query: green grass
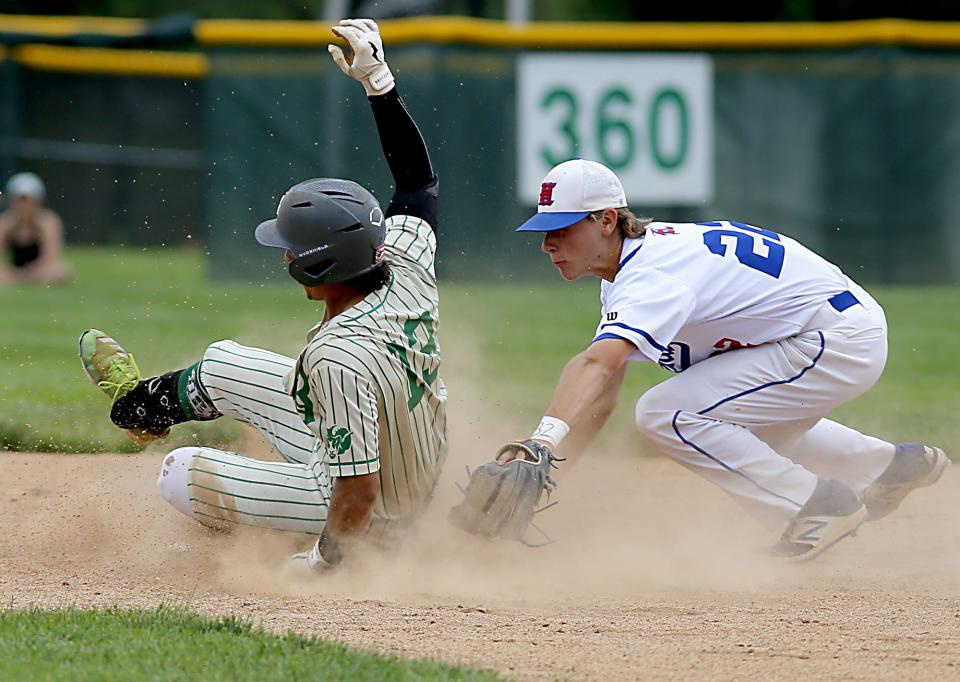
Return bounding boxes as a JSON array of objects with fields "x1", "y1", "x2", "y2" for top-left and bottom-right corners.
[
  {"x1": 0, "y1": 607, "x2": 499, "y2": 681},
  {"x1": 0, "y1": 247, "x2": 320, "y2": 452},
  {"x1": 2, "y1": 247, "x2": 958, "y2": 452}
]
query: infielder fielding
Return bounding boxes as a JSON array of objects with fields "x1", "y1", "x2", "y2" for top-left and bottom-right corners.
[
  {"x1": 453, "y1": 158, "x2": 948, "y2": 561},
  {"x1": 79, "y1": 19, "x2": 446, "y2": 568}
]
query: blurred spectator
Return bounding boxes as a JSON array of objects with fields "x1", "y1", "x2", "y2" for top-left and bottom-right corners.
[{"x1": 0, "y1": 172, "x2": 71, "y2": 285}]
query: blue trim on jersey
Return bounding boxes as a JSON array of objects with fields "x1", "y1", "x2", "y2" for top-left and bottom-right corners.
[
  {"x1": 668, "y1": 330, "x2": 828, "y2": 512},
  {"x1": 671, "y1": 411, "x2": 805, "y2": 510},
  {"x1": 828, "y1": 290, "x2": 859, "y2": 312},
  {"x1": 592, "y1": 332, "x2": 637, "y2": 346},
  {"x1": 617, "y1": 242, "x2": 644, "y2": 272},
  {"x1": 698, "y1": 331, "x2": 826, "y2": 416},
  {"x1": 599, "y1": 322, "x2": 666, "y2": 352}
]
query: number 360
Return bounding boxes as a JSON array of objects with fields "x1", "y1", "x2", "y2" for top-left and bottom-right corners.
[{"x1": 539, "y1": 86, "x2": 690, "y2": 171}]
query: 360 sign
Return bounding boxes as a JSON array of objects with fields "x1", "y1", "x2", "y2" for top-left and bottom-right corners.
[
  {"x1": 538, "y1": 86, "x2": 690, "y2": 171},
  {"x1": 518, "y1": 54, "x2": 713, "y2": 205}
]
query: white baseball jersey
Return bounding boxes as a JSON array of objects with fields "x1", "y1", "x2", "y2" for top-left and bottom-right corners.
[
  {"x1": 284, "y1": 214, "x2": 448, "y2": 535},
  {"x1": 593, "y1": 220, "x2": 853, "y2": 372},
  {"x1": 587, "y1": 218, "x2": 899, "y2": 532}
]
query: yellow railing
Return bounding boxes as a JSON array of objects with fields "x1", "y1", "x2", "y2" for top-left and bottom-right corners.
[
  {"x1": 2, "y1": 15, "x2": 960, "y2": 78},
  {"x1": 3, "y1": 14, "x2": 960, "y2": 48},
  {"x1": 196, "y1": 16, "x2": 960, "y2": 49},
  {"x1": 0, "y1": 14, "x2": 144, "y2": 36},
  {"x1": 12, "y1": 44, "x2": 207, "y2": 78}
]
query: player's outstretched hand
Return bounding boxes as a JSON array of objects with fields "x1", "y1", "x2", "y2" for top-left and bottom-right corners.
[{"x1": 328, "y1": 18, "x2": 395, "y2": 96}]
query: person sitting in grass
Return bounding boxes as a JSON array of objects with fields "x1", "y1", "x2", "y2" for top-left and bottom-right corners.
[{"x1": 0, "y1": 172, "x2": 71, "y2": 285}]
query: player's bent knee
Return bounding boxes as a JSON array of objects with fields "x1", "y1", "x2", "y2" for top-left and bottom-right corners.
[
  {"x1": 634, "y1": 388, "x2": 680, "y2": 443},
  {"x1": 157, "y1": 447, "x2": 197, "y2": 519},
  {"x1": 203, "y1": 339, "x2": 237, "y2": 362}
]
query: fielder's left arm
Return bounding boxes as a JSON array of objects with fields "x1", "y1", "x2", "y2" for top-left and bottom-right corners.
[
  {"x1": 548, "y1": 357, "x2": 629, "y2": 467},
  {"x1": 516, "y1": 337, "x2": 634, "y2": 457},
  {"x1": 448, "y1": 337, "x2": 634, "y2": 542}
]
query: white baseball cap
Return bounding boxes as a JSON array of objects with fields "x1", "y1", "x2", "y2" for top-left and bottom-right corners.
[
  {"x1": 5, "y1": 172, "x2": 45, "y2": 201},
  {"x1": 516, "y1": 159, "x2": 627, "y2": 232}
]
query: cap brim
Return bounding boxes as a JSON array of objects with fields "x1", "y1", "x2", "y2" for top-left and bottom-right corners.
[
  {"x1": 255, "y1": 218, "x2": 290, "y2": 250},
  {"x1": 515, "y1": 211, "x2": 590, "y2": 232}
]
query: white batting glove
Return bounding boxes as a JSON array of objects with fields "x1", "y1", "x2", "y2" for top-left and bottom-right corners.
[
  {"x1": 328, "y1": 18, "x2": 395, "y2": 97},
  {"x1": 289, "y1": 538, "x2": 333, "y2": 572}
]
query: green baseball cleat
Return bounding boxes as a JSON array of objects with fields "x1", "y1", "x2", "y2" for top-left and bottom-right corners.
[{"x1": 78, "y1": 329, "x2": 168, "y2": 444}]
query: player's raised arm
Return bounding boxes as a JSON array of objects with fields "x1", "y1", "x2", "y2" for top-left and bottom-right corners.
[{"x1": 328, "y1": 19, "x2": 438, "y2": 233}]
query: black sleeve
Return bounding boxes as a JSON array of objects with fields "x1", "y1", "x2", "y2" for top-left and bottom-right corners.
[{"x1": 368, "y1": 88, "x2": 438, "y2": 233}]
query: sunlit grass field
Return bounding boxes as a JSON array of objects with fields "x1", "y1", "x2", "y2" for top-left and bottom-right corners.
[
  {"x1": 0, "y1": 607, "x2": 499, "y2": 681},
  {"x1": 2, "y1": 247, "x2": 958, "y2": 453}
]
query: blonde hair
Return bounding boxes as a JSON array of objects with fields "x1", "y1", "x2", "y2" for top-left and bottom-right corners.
[{"x1": 589, "y1": 207, "x2": 652, "y2": 239}]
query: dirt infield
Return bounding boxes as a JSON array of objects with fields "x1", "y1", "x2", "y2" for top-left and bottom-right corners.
[{"x1": 2, "y1": 440, "x2": 958, "y2": 681}]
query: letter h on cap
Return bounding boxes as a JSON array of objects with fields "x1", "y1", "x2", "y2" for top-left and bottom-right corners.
[{"x1": 538, "y1": 182, "x2": 557, "y2": 207}]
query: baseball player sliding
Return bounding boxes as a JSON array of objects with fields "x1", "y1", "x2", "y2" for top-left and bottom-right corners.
[
  {"x1": 79, "y1": 20, "x2": 447, "y2": 569},
  {"x1": 453, "y1": 158, "x2": 948, "y2": 561}
]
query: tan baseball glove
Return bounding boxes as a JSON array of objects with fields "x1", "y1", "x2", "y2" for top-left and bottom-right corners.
[{"x1": 449, "y1": 439, "x2": 560, "y2": 543}]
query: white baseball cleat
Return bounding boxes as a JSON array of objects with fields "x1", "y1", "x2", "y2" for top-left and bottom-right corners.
[
  {"x1": 862, "y1": 443, "x2": 950, "y2": 521},
  {"x1": 768, "y1": 478, "x2": 867, "y2": 562}
]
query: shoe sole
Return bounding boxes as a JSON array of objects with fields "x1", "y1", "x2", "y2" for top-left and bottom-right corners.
[
  {"x1": 77, "y1": 329, "x2": 101, "y2": 386},
  {"x1": 863, "y1": 447, "x2": 951, "y2": 521},
  {"x1": 78, "y1": 329, "x2": 124, "y2": 395},
  {"x1": 783, "y1": 505, "x2": 869, "y2": 564}
]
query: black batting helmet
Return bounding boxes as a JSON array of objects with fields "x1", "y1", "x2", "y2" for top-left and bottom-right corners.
[{"x1": 255, "y1": 178, "x2": 386, "y2": 287}]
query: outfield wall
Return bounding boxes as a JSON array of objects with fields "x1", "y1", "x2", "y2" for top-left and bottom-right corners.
[{"x1": 2, "y1": 16, "x2": 960, "y2": 282}]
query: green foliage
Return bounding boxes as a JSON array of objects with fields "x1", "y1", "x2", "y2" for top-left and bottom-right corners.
[{"x1": 0, "y1": 606, "x2": 500, "y2": 681}]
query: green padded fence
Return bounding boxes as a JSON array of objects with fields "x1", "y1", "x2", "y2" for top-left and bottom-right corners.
[
  {"x1": 3, "y1": 17, "x2": 960, "y2": 283},
  {"x1": 204, "y1": 44, "x2": 960, "y2": 283}
]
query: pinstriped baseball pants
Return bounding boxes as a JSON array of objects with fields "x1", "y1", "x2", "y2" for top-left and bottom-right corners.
[{"x1": 157, "y1": 340, "x2": 331, "y2": 535}]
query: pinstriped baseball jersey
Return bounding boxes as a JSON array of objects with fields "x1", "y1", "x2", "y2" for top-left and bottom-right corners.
[{"x1": 283, "y1": 214, "x2": 447, "y2": 535}]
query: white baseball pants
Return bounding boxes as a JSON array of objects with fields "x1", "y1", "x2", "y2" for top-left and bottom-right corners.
[
  {"x1": 156, "y1": 341, "x2": 331, "y2": 535},
  {"x1": 635, "y1": 284, "x2": 895, "y2": 529}
]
